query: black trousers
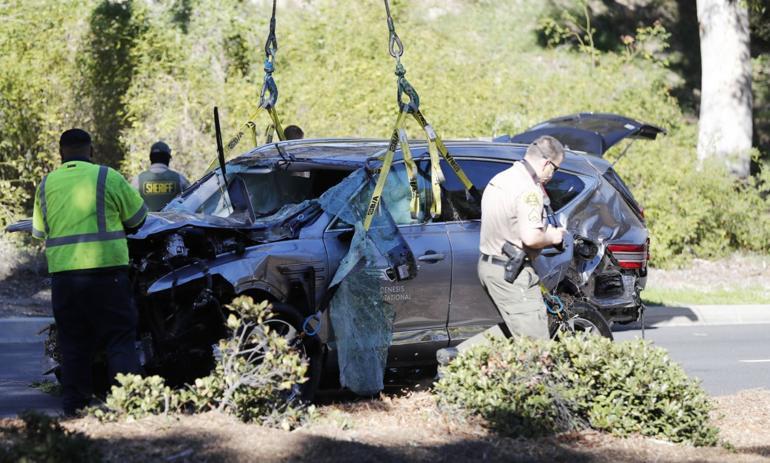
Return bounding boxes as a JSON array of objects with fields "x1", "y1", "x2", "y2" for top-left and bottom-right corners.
[{"x1": 51, "y1": 269, "x2": 140, "y2": 414}]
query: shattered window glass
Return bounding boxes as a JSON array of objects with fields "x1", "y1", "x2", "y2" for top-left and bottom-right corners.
[
  {"x1": 545, "y1": 171, "x2": 586, "y2": 211},
  {"x1": 166, "y1": 165, "x2": 351, "y2": 220}
]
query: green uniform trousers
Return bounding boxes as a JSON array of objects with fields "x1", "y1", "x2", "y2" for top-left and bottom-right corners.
[{"x1": 456, "y1": 256, "x2": 549, "y2": 352}]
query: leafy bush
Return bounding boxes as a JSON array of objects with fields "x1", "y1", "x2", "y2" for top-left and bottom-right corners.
[
  {"x1": 89, "y1": 373, "x2": 180, "y2": 421},
  {"x1": 184, "y1": 296, "x2": 311, "y2": 427},
  {"x1": 0, "y1": 411, "x2": 100, "y2": 463},
  {"x1": 89, "y1": 297, "x2": 311, "y2": 430},
  {"x1": 435, "y1": 334, "x2": 720, "y2": 446}
]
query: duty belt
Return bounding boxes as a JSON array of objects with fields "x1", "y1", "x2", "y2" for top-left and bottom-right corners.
[
  {"x1": 480, "y1": 253, "x2": 508, "y2": 266},
  {"x1": 480, "y1": 253, "x2": 530, "y2": 267}
]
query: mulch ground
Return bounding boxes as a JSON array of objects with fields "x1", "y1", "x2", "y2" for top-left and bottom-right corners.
[{"x1": 1, "y1": 389, "x2": 764, "y2": 462}]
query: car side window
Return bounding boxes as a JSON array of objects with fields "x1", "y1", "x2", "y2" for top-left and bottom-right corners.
[
  {"x1": 329, "y1": 164, "x2": 424, "y2": 229},
  {"x1": 436, "y1": 159, "x2": 508, "y2": 221},
  {"x1": 545, "y1": 171, "x2": 585, "y2": 211}
]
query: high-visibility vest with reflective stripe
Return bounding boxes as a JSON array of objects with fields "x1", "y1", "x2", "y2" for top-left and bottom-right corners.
[
  {"x1": 32, "y1": 161, "x2": 147, "y2": 273},
  {"x1": 137, "y1": 168, "x2": 183, "y2": 212}
]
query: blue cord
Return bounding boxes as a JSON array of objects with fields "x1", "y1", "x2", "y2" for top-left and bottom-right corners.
[
  {"x1": 546, "y1": 294, "x2": 565, "y2": 315},
  {"x1": 302, "y1": 311, "x2": 322, "y2": 336}
]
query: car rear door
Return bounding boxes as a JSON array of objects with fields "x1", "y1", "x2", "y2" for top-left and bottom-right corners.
[{"x1": 435, "y1": 156, "x2": 512, "y2": 345}]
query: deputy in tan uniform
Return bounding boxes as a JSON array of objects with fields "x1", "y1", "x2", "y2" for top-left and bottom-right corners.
[{"x1": 437, "y1": 135, "x2": 567, "y2": 364}]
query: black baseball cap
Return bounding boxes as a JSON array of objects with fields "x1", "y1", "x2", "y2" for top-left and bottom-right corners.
[
  {"x1": 150, "y1": 141, "x2": 171, "y2": 155},
  {"x1": 59, "y1": 129, "x2": 92, "y2": 148}
]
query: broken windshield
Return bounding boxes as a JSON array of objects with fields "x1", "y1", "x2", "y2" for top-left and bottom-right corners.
[{"x1": 164, "y1": 164, "x2": 354, "y2": 221}]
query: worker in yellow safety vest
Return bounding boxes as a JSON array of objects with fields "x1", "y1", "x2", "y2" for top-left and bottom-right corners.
[{"x1": 32, "y1": 128, "x2": 148, "y2": 416}]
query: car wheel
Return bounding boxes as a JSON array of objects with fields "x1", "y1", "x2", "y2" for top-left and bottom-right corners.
[
  {"x1": 263, "y1": 302, "x2": 323, "y2": 403},
  {"x1": 549, "y1": 301, "x2": 613, "y2": 340}
]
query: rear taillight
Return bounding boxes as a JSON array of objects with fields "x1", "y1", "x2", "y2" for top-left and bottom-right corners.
[
  {"x1": 607, "y1": 243, "x2": 647, "y2": 269},
  {"x1": 646, "y1": 237, "x2": 651, "y2": 263}
]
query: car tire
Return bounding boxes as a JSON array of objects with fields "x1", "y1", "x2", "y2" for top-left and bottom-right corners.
[
  {"x1": 264, "y1": 302, "x2": 323, "y2": 403},
  {"x1": 549, "y1": 301, "x2": 614, "y2": 340}
]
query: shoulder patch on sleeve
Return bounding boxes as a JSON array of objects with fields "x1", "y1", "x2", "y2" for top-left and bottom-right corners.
[
  {"x1": 523, "y1": 191, "x2": 541, "y2": 207},
  {"x1": 521, "y1": 190, "x2": 544, "y2": 226}
]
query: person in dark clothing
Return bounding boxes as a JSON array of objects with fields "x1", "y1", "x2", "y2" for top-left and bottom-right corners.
[
  {"x1": 284, "y1": 125, "x2": 304, "y2": 140},
  {"x1": 131, "y1": 141, "x2": 190, "y2": 212},
  {"x1": 32, "y1": 129, "x2": 148, "y2": 415}
]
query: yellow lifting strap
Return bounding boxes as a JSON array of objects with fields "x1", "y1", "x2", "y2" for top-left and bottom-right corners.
[
  {"x1": 363, "y1": 104, "x2": 482, "y2": 231},
  {"x1": 412, "y1": 108, "x2": 476, "y2": 194},
  {"x1": 363, "y1": 110, "x2": 408, "y2": 231},
  {"x1": 397, "y1": 127, "x2": 420, "y2": 219},
  {"x1": 363, "y1": 0, "x2": 481, "y2": 231},
  {"x1": 205, "y1": 111, "x2": 260, "y2": 172}
]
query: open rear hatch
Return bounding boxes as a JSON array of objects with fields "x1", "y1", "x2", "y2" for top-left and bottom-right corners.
[{"x1": 494, "y1": 113, "x2": 665, "y2": 156}]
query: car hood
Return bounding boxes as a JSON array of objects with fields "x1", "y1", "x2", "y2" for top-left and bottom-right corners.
[
  {"x1": 131, "y1": 200, "x2": 321, "y2": 241},
  {"x1": 129, "y1": 211, "x2": 252, "y2": 239},
  {"x1": 495, "y1": 113, "x2": 666, "y2": 156}
]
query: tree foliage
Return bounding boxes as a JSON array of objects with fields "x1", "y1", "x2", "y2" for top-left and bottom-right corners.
[{"x1": 0, "y1": 0, "x2": 768, "y2": 266}]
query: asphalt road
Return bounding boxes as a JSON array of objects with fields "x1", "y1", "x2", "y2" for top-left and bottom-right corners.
[
  {"x1": 614, "y1": 323, "x2": 770, "y2": 396},
  {"x1": 0, "y1": 342, "x2": 60, "y2": 418}
]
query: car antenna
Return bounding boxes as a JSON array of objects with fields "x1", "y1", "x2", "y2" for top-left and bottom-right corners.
[{"x1": 214, "y1": 106, "x2": 230, "y2": 192}]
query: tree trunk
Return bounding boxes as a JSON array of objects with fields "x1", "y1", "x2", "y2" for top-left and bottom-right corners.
[{"x1": 696, "y1": 0, "x2": 752, "y2": 179}]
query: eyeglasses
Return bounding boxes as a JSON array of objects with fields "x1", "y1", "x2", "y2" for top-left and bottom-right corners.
[
  {"x1": 532, "y1": 142, "x2": 560, "y2": 173},
  {"x1": 546, "y1": 159, "x2": 560, "y2": 172}
]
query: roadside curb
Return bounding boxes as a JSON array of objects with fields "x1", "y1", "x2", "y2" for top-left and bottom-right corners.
[
  {"x1": 621, "y1": 304, "x2": 770, "y2": 329},
  {"x1": 0, "y1": 317, "x2": 53, "y2": 343}
]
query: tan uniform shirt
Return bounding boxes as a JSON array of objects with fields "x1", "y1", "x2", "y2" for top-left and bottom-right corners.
[{"x1": 479, "y1": 162, "x2": 545, "y2": 258}]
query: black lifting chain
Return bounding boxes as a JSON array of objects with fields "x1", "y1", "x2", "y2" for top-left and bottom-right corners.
[
  {"x1": 259, "y1": 0, "x2": 279, "y2": 110},
  {"x1": 383, "y1": 0, "x2": 419, "y2": 112}
]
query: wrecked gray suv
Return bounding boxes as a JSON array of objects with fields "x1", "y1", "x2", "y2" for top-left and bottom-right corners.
[{"x1": 118, "y1": 112, "x2": 660, "y2": 395}]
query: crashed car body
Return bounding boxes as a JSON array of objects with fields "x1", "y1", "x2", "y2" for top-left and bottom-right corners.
[
  {"x1": 126, "y1": 113, "x2": 657, "y2": 384},
  {"x1": 7, "y1": 113, "x2": 659, "y2": 392}
]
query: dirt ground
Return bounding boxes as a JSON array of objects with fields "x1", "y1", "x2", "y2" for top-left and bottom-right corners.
[
  {"x1": 0, "y1": 271, "x2": 51, "y2": 317},
  {"x1": 0, "y1": 238, "x2": 49, "y2": 317},
  {"x1": 8, "y1": 389, "x2": 753, "y2": 462}
]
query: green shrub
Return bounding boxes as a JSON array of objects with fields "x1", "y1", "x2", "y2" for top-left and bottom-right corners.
[
  {"x1": 89, "y1": 297, "x2": 311, "y2": 430},
  {"x1": 183, "y1": 297, "x2": 311, "y2": 428},
  {"x1": 435, "y1": 334, "x2": 720, "y2": 446},
  {"x1": 89, "y1": 374, "x2": 179, "y2": 421},
  {"x1": 0, "y1": 411, "x2": 100, "y2": 463}
]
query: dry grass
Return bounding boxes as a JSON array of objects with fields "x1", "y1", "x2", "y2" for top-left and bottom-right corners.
[
  {"x1": 647, "y1": 254, "x2": 770, "y2": 292},
  {"x1": 49, "y1": 389, "x2": 770, "y2": 463}
]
